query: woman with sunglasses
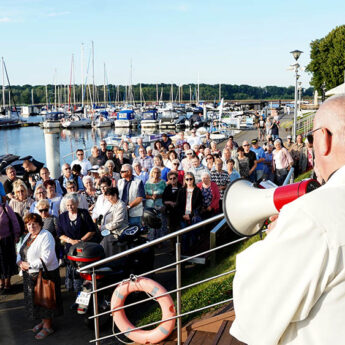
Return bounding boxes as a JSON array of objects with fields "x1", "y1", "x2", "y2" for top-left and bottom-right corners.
[
  {"x1": 36, "y1": 199, "x2": 61, "y2": 261},
  {"x1": 176, "y1": 172, "x2": 203, "y2": 254},
  {"x1": 169, "y1": 159, "x2": 184, "y2": 185},
  {"x1": 205, "y1": 154, "x2": 215, "y2": 172},
  {"x1": 163, "y1": 171, "x2": 182, "y2": 234},
  {"x1": 9, "y1": 180, "x2": 34, "y2": 218},
  {"x1": 29, "y1": 185, "x2": 48, "y2": 214}
]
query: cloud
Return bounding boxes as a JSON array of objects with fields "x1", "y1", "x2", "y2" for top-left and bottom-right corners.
[
  {"x1": 47, "y1": 11, "x2": 70, "y2": 17},
  {"x1": 0, "y1": 17, "x2": 11, "y2": 23}
]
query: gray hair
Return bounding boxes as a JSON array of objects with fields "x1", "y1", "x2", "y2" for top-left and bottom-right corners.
[
  {"x1": 274, "y1": 139, "x2": 282, "y2": 146},
  {"x1": 201, "y1": 171, "x2": 211, "y2": 179},
  {"x1": 105, "y1": 160, "x2": 115, "y2": 169},
  {"x1": 5, "y1": 165, "x2": 15, "y2": 173},
  {"x1": 122, "y1": 164, "x2": 132, "y2": 173},
  {"x1": 34, "y1": 185, "x2": 46, "y2": 197},
  {"x1": 64, "y1": 192, "x2": 79, "y2": 206},
  {"x1": 82, "y1": 175, "x2": 93, "y2": 185},
  {"x1": 98, "y1": 166, "x2": 109, "y2": 175},
  {"x1": 37, "y1": 199, "x2": 50, "y2": 209}
]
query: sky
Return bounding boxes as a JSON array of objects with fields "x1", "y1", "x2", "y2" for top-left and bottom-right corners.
[{"x1": 1, "y1": 0, "x2": 344, "y2": 88}]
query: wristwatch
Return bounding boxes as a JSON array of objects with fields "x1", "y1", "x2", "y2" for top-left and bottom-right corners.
[{"x1": 127, "y1": 205, "x2": 131, "y2": 210}]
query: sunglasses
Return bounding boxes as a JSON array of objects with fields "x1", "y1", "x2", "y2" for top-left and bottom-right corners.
[
  {"x1": 169, "y1": 177, "x2": 177, "y2": 180},
  {"x1": 185, "y1": 178, "x2": 193, "y2": 181},
  {"x1": 77, "y1": 153, "x2": 84, "y2": 156},
  {"x1": 38, "y1": 208, "x2": 49, "y2": 213},
  {"x1": 120, "y1": 171, "x2": 128, "y2": 174},
  {"x1": 243, "y1": 144, "x2": 249, "y2": 147}
]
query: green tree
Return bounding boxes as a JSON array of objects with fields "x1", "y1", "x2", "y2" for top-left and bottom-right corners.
[{"x1": 306, "y1": 25, "x2": 345, "y2": 93}]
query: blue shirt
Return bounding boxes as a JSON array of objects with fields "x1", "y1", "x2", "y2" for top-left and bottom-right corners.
[
  {"x1": 0, "y1": 182, "x2": 5, "y2": 197},
  {"x1": 250, "y1": 146, "x2": 266, "y2": 171},
  {"x1": 229, "y1": 169, "x2": 241, "y2": 182},
  {"x1": 133, "y1": 171, "x2": 149, "y2": 185}
]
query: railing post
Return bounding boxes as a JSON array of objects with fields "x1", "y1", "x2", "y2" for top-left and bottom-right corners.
[
  {"x1": 176, "y1": 235, "x2": 182, "y2": 345},
  {"x1": 210, "y1": 232, "x2": 216, "y2": 267},
  {"x1": 92, "y1": 269, "x2": 100, "y2": 345}
]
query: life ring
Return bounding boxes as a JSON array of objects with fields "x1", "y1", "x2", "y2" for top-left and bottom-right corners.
[{"x1": 111, "y1": 277, "x2": 176, "y2": 344}]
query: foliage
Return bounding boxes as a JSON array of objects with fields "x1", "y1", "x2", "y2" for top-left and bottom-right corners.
[
  {"x1": 306, "y1": 25, "x2": 345, "y2": 93},
  {"x1": 0, "y1": 83, "x2": 314, "y2": 106},
  {"x1": 136, "y1": 234, "x2": 261, "y2": 327}
]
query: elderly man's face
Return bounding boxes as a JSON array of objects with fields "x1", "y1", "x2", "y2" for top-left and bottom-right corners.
[
  {"x1": 139, "y1": 148, "x2": 146, "y2": 157},
  {"x1": 63, "y1": 165, "x2": 71, "y2": 177},
  {"x1": 7, "y1": 168, "x2": 16, "y2": 180},
  {"x1": 92, "y1": 148, "x2": 100, "y2": 157},
  {"x1": 134, "y1": 164, "x2": 141, "y2": 174},
  {"x1": 242, "y1": 142, "x2": 250, "y2": 152},
  {"x1": 40, "y1": 169, "x2": 50, "y2": 180}
]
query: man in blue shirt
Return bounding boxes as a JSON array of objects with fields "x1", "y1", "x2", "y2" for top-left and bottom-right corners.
[{"x1": 250, "y1": 139, "x2": 266, "y2": 181}]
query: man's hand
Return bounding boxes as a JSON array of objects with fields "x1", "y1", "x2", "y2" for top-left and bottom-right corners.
[{"x1": 266, "y1": 214, "x2": 279, "y2": 235}]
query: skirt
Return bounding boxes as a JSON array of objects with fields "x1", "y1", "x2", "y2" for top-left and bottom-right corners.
[
  {"x1": 0, "y1": 235, "x2": 18, "y2": 279},
  {"x1": 23, "y1": 268, "x2": 64, "y2": 320}
]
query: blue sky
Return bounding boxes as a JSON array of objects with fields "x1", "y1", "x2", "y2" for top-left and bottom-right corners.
[{"x1": 1, "y1": 0, "x2": 344, "y2": 88}]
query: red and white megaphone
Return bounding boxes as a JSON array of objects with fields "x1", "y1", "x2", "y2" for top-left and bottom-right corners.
[{"x1": 223, "y1": 178, "x2": 320, "y2": 237}]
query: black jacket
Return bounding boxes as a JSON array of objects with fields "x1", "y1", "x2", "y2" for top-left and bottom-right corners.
[{"x1": 176, "y1": 186, "x2": 203, "y2": 220}]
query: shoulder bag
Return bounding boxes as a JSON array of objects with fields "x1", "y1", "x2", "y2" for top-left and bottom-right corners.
[{"x1": 34, "y1": 258, "x2": 56, "y2": 310}]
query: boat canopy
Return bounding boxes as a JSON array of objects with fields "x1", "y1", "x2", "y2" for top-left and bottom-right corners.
[
  {"x1": 45, "y1": 112, "x2": 65, "y2": 121},
  {"x1": 117, "y1": 110, "x2": 135, "y2": 120},
  {"x1": 142, "y1": 110, "x2": 158, "y2": 120}
]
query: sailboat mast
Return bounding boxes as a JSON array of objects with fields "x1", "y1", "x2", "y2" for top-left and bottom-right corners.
[
  {"x1": 2, "y1": 57, "x2": 5, "y2": 108},
  {"x1": 103, "y1": 63, "x2": 106, "y2": 106},
  {"x1": 219, "y1": 83, "x2": 221, "y2": 102},
  {"x1": 197, "y1": 73, "x2": 200, "y2": 104},
  {"x1": 54, "y1": 69, "x2": 57, "y2": 110},
  {"x1": 92, "y1": 40, "x2": 95, "y2": 107},
  {"x1": 45, "y1": 85, "x2": 48, "y2": 110},
  {"x1": 156, "y1": 84, "x2": 158, "y2": 104},
  {"x1": 81, "y1": 43, "x2": 84, "y2": 108}
]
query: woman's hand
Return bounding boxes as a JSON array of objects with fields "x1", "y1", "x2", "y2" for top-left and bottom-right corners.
[
  {"x1": 70, "y1": 239, "x2": 81, "y2": 246},
  {"x1": 19, "y1": 261, "x2": 30, "y2": 271}
]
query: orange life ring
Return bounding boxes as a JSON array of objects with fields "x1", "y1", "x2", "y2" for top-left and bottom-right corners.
[{"x1": 111, "y1": 277, "x2": 176, "y2": 344}]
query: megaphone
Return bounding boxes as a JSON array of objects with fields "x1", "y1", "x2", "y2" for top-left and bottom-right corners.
[{"x1": 223, "y1": 179, "x2": 320, "y2": 237}]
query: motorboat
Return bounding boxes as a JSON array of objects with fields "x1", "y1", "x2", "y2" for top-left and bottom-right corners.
[
  {"x1": 42, "y1": 111, "x2": 66, "y2": 129},
  {"x1": 158, "y1": 109, "x2": 187, "y2": 128},
  {"x1": 114, "y1": 110, "x2": 138, "y2": 128},
  {"x1": 91, "y1": 111, "x2": 113, "y2": 128},
  {"x1": 61, "y1": 114, "x2": 92, "y2": 128},
  {"x1": 140, "y1": 109, "x2": 159, "y2": 129},
  {"x1": 0, "y1": 107, "x2": 21, "y2": 128}
]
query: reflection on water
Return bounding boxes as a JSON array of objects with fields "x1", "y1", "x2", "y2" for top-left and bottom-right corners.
[{"x1": 0, "y1": 126, "x2": 171, "y2": 165}]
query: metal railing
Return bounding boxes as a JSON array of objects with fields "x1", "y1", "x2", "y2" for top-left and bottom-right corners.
[
  {"x1": 296, "y1": 112, "x2": 315, "y2": 136},
  {"x1": 79, "y1": 213, "x2": 249, "y2": 345}
]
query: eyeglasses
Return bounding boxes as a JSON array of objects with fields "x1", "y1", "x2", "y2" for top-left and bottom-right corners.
[
  {"x1": 64, "y1": 167, "x2": 71, "y2": 170},
  {"x1": 169, "y1": 177, "x2": 177, "y2": 180},
  {"x1": 36, "y1": 191, "x2": 45, "y2": 195},
  {"x1": 243, "y1": 144, "x2": 249, "y2": 147},
  {"x1": 77, "y1": 153, "x2": 84, "y2": 156},
  {"x1": 185, "y1": 178, "x2": 193, "y2": 181},
  {"x1": 309, "y1": 127, "x2": 333, "y2": 137},
  {"x1": 206, "y1": 157, "x2": 213, "y2": 160},
  {"x1": 186, "y1": 153, "x2": 192, "y2": 155},
  {"x1": 120, "y1": 170, "x2": 128, "y2": 174},
  {"x1": 173, "y1": 163, "x2": 179, "y2": 165},
  {"x1": 38, "y1": 208, "x2": 49, "y2": 213}
]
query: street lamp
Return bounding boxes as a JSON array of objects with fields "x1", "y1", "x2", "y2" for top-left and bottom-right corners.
[{"x1": 290, "y1": 50, "x2": 303, "y2": 140}]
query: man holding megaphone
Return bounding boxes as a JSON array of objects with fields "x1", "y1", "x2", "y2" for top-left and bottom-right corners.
[{"x1": 230, "y1": 95, "x2": 345, "y2": 345}]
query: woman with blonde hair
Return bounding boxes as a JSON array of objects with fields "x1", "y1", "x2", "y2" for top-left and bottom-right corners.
[{"x1": 9, "y1": 180, "x2": 34, "y2": 218}]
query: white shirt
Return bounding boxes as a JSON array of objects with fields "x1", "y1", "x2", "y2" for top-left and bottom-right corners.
[
  {"x1": 17, "y1": 229, "x2": 58, "y2": 273},
  {"x1": 92, "y1": 194, "x2": 112, "y2": 221},
  {"x1": 71, "y1": 158, "x2": 92, "y2": 176},
  {"x1": 187, "y1": 135, "x2": 202, "y2": 148},
  {"x1": 230, "y1": 165, "x2": 345, "y2": 345}
]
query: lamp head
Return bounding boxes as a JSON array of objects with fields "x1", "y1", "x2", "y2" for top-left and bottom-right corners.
[{"x1": 290, "y1": 50, "x2": 303, "y2": 61}]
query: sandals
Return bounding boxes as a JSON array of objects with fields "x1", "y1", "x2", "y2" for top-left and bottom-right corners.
[
  {"x1": 35, "y1": 327, "x2": 54, "y2": 340},
  {"x1": 32, "y1": 321, "x2": 44, "y2": 333}
]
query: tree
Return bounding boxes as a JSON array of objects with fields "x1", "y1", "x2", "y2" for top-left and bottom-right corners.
[{"x1": 306, "y1": 25, "x2": 345, "y2": 93}]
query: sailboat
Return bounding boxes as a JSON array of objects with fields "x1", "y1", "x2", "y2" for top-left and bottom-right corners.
[{"x1": 0, "y1": 57, "x2": 21, "y2": 128}]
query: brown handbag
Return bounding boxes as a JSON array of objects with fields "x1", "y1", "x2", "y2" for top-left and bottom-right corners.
[{"x1": 34, "y1": 259, "x2": 56, "y2": 310}]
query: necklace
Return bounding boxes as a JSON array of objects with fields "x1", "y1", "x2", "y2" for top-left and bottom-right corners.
[{"x1": 26, "y1": 233, "x2": 39, "y2": 247}]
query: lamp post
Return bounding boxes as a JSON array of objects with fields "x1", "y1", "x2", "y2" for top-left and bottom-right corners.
[{"x1": 290, "y1": 50, "x2": 303, "y2": 140}]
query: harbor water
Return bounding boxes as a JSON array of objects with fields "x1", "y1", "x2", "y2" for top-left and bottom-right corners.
[{"x1": 0, "y1": 119, "x2": 174, "y2": 165}]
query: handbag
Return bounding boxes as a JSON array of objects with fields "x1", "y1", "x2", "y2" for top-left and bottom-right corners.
[{"x1": 34, "y1": 259, "x2": 56, "y2": 310}]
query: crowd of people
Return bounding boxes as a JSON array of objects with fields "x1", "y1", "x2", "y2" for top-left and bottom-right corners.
[{"x1": 0, "y1": 125, "x2": 315, "y2": 339}]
